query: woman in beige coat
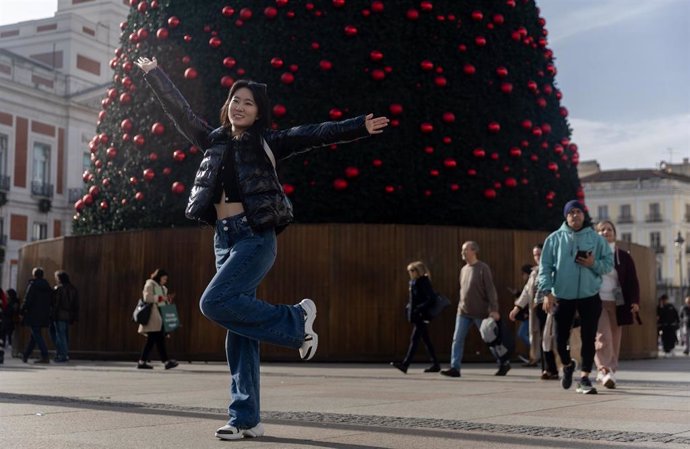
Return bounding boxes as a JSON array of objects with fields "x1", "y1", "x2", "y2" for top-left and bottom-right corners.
[{"x1": 137, "y1": 269, "x2": 178, "y2": 370}]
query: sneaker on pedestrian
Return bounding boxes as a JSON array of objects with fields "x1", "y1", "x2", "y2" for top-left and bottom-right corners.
[
  {"x1": 517, "y1": 354, "x2": 530, "y2": 364},
  {"x1": 424, "y1": 363, "x2": 441, "y2": 373},
  {"x1": 390, "y1": 361, "x2": 408, "y2": 374},
  {"x1": 561, "y1": 361, "x2": 576, "y2": 389},
  {"x1": 215, "y1": 422, "x2": 265, "y2": 440},
  {"x1": 137, "y1": 362, "x2": 154, "y2": 369},
  {"x1": 575, "y1": 376, "x2": 598, "y2": 394},
  {"x1": 495, "y1": 363, "x2": 511, "y2": 376},
  {"x1": 440, "y1": 367, "x2": 461, "y2": 378},
  {"x1": 298, "y1": 298, "x2": 318, "y2": 361},
  {"x1": 33, "y1": 358, "x2": 49, "y2": 364},
  {"x1": 595, "y1": 370, "x2": 605, "y2": 383},
  {"x1": 602, "y1": 372, "x2": 616, "y2": 389},
  {"x1": 164, "y1": 360, "x2": 179, "y2": 370}
]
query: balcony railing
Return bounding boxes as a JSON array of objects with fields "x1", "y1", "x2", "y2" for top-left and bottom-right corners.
[
  {"x1": 617, "y1": 215, "x2": 633, "y2": 224},
  {"x1": 652, "y1": 245, "x2": 665, "y2": 254},
  {"x1": 31, "y1": 181, "x2": 54, "y2": 198},
  {"x1": 0, "y1": 175, "x2": 10, "y2": 192},
  {"x1": 645, "y1": 214, "x2": 663, "y2": 223}
]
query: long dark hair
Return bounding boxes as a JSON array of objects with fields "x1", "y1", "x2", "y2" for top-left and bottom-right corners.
[
  {"x1": 220, "y1": 80, "x2": 271, "y2": 133},
  {"x1": 55, "y1": 270, "x2": 71, "y2": 285}
]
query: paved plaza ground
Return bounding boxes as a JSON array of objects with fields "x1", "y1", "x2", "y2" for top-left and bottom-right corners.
[{"x1": 1, "y1": 349, "x2": 688, "y2": 449}]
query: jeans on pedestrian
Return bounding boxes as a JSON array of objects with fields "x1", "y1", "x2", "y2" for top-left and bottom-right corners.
[
  {"x1": 554, "y1": 295, "x2": 602, "y2": 373},
  {"x1": 199, "y1": 215, "x2": 305, "y2": 429},
  {"x1": 23, "y1": 325, "x2": 49, "y2": 360},
  {"x1": 518, "y1": 320, "x2": 530, "y2": 346},
  {"x1": 50, "y1": 321, "x2": 70, "y2": 361},
  {"x1": 449, "y1": 315, "x2": 484, "y2": 370}
]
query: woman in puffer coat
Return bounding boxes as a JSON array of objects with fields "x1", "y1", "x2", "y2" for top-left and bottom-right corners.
[{"x1": 135, "y1": 56, "x2": 388, "y2": 441}]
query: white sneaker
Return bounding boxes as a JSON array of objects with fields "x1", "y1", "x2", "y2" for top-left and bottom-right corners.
[
  {"x1": 602, "y1": 372, "x2": 616, "y2": 389},
  {"x1": 595, "y1": 371, "x2": 604, "y2": 383},
  {"x1": 215, "y1": 422, "x2": 265, "y2": 440},
  {"x1": 298, "y1": 298, "x2": 318, "y2": 361}
]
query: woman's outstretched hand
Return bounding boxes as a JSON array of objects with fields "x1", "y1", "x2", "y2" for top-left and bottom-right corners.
[
  {"x1": 135, "y1": 56, "x2": 158, "y2": 73},
  {"x1": 365, "y1": 114, "x2": 390, "y2": 135}
]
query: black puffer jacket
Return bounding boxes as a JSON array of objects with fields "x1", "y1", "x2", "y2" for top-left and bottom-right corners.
[
  {"x1": 144, "y1": 68, "x2": 370, "y2": 231},
  {"x1": 21, "y1": 278, "x2": 53, "y2": 327}
]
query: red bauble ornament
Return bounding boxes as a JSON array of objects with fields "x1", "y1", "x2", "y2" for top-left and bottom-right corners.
[
  {"x1": 463, "y1": 64, "x2": 476, "y2": 75},
  {"x1": 473, "y1": 148, "x2": 486, "y2": 158},
  {"x1": 222, "y1": 6, "x2": 235, "y2": 17},
  {"x1": 148, "y1": 152, "x2": 158, "y2": 162},
  {"x1": 389, "y1": 104, "x2": 403, "y2": 115},
  {"x1": 89, "y1": 185, "x2": 100, "y2": 197},
  {"x1": 471, "y1": 10, "x2": 484, "y2": 21},
  {"x1": 119, "y1": 92, "x2": 131, "y2": 104},
  {"x1": 406, "y1": 9, "x2": 419, "y2": 20},
  {"x1": 221, "y1": 76, "x2": 234, "y2": 88},
  {"x1": 333, "y1": 178, "x2": 348, "y2": 190},
  {"x1": 283, "y1": 183, "x2": 295, "y2": 195},
  {"x1": 239, "y1": 7, "x2": 253, "y2": 20},
  {"x1": 372, "y1": 1, "x2": 384, "y2": 13},
  {"x1": 273, "y1": 104, "x2": 287, "y2": 118},
  {"x1": 270, "y1": 57, "x2": 283, "y2": 68},
  {"x1": 372, "y1": 159, "x2": 383, "y2": 167},
  {"x1": 521, "y1": 119, "x2": 532, "y2": 130},
  {"x1": 504, "y1": 177, "x2": 517, "y2": 188},
  {"x1": 173, "y1": 150, "x2": 186, "y2": 162},
  {"x1": 500, "y1": 82, "x2": 513, "y2": 94},
  {"x1": 329, "y1": 108, "x2": 343, "y2": 120},
  {"x1": 420, "y1": 60, "x2": 434, "y2": 71},
  {"x1": 488, "y1": 122, "x2": 500, "y2": 133},
  {"x1": 99, "y1": 200, "x2": 109, "y2": 210},
  {"x1": 493, "y1": 13, "x2": 505, "y2": 25},
  {"x1": 483, "y1": 188, "x2": 497, "y2": 199},
  {"x1": 184, "y1": 67, "x2": 198, "y2": 79},
  {"x1": 74, "y1": 200, "x2": 84, "y2": 212},
  {"x1": 162, "y1": 167, "x2": 172, "y2": 176},
  {"x1": 509, "y1": 147, "x2": 522, "y2": 157},
  {"x1": 467, "y1": 169, "x2": 477, "y2": 176},
  {"x1": 133, "y1": 134, "x2": 145, "y2": 146},
  {"x1": 135, "y1": 192, "x2": 144, "y2": 201},
  {"x1": 143, "y1": 168, "x2": 155, "y2": 181},
  {"x1": 370, "y1": 50, "x2": 384, "y2": 62},
  {"x1": 209, "y1": 37, "x2": 222, "y2": 48},
  {"x1": 370, "y1": 69, "x2": 385, "y2": 81},
  {"x1": 333, "y1": 0, "x2": 345, "y2": 7},
  {"x1": 151, "y1": 122, "x2": 165, "y2": 135},
  {"x1": 82, "y1": 194, "x2": 94, "y2": 205},
  {"x1": 344, "y1": 166, "x2": 359, "y2": 178},
  {"x1": 82, "y1": 171, "x2": 92, "y2": 183},
  {"x1": 106, "y1": 147, "x2": 118, "y2": 159},
  {"x1": 120, "y1": 118, "x2": 133, "y2": 132},
  {"x1": 129, "y1": 177, "x2": 138, "y2": 185},
  {"x1": 264, "y1": 6, "x2": 278, "y2": 18},
  {"x1": 182, "y1": 56, "x2": 191, "y2": 64},
  {"x1": 223, "y1": 56, "x2": 236, "y2": 68},
  {"x1": 450, "y1": 184, "x2": 460, "y2": 191},
  {"x1": 384, "y1": 185, "x2": 395, "y2": 193},
  {"x1": 443, "y1": 158, "x2": 457, "y2": 168},
  {"x1": 419, "y1": 123, "x2": 433, "y2": 133},
  {"x1": 442, "y1": 112, "x2": 455, "y2": 123},
  {"x1": 420, "y1": 1, "x2": 433, "y2": 11},
  {"x1": 434, "y1": 76, "x2": 447, "y2": 87},
  {"x1": 171, "y1": 182, "x2": 185, "y2": 194},
  {"x1": 280, "y1": 72, "x2": 295, "y2": 84},
  {"x1": 547, "y1": 162, "x2": 559, "y2": 172},
  {"x1": 496, "y1": 66, "x2": 508, "y2": 77},
  {"x1": 475, "y1": 36, "x2": 487, "y2": 46},
  {"x1": 344, "y1": 25, "x2": 358, "y2": 36},
  {"x1": 319, "y1": 60, "x2": 332, "y2": 71},
  {"x1": 156, "y1": 28, "x2": 168, "y2": 39},
  {"x1": 137, "y1": 28, "x2": 149, "y2": 40}
]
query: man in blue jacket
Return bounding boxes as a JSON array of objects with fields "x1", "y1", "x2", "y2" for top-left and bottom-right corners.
[{"x1": 538, "y1": 200, "x2": 613, "y2": 394}]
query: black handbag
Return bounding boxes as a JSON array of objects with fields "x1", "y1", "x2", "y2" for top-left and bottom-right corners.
[
  {"x1": 132, "y1": 299, "x2": 152, "y2": 325},
  {"x1": 427, "y1": 293, "x2": 451, "y2": 319}
]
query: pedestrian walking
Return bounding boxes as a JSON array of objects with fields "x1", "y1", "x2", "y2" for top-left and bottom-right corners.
[
  {"x1": 50, "y1": 271, "x2": 80, "y2": 363},
  {"x1": 680, "y1": 296, "x2": 690, "y2": 355},
  {"x1": 137, "y1": 269, "x2": 178, "y2": 370},
  {"x1": 21, "y1": 268, "x2": 53, "y2": 364},
  {"x1": 657, "y1": 294, "x2": 679, "y2": 357}
]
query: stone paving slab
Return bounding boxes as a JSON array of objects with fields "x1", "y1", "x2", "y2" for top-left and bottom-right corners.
[{"x1": 0, "y1": 354, "x2": 688, "y2": 449}]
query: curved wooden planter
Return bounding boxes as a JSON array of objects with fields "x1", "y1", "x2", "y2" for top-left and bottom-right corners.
[{"x1": 17, "y1": 224, "x2": 658, "y2": 362}]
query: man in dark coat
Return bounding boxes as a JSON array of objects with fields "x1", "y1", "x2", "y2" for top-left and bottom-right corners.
[{"x1": 21, "y1": 267, "x2": 53, "y2": 363}]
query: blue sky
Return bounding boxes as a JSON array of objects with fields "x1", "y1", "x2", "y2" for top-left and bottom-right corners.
[{"x1": 1, "y1": 0, "x2": 688, "y2": 170}]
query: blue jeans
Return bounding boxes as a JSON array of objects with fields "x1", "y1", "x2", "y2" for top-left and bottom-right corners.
[
  {"x1": 23, "y1": 325, "x2": 49, "y2": 360},
  {"x1": 450, "y1": 315, "x2": 484, "y2": 370},
  {"x1": 199, "y1": 215, "x2": 305, "y2": 429},
  {"x1": 517, "y1": 320, "x2": 530, "y2": 347},
  {"x1": 50, "y1": 321, "x2": 70, "y2": 361}
]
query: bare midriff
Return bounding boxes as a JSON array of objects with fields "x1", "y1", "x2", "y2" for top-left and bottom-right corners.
[{"x1": 215, "y1": 202, "x2": 245, "y2": 220}]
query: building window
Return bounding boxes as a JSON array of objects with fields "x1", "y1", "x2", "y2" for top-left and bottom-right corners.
[
  {"x1": 656, "y1": 258, "x2": 663, "y2": 283},
  {"x1": 650, "y1": 232, "x2": 663, "y2": 253},
  {"x1": 621, "y1": 233, "x2": 632, "y2": 243},
  {"x1": 619, "y1": 204, "x2": 632, "y2": 223},
  {"x1": 32, "y1": 222, "x2": 47, "y2": 241},
  {"x1": 0, "y1": 217, "x2": 5, "y2": 246},
  {"x1": 32, "y1": 142, "x2": 53, "y2": 197},
  {"x1": 597, "y1": 205, "x2": 609, "y2": 221},
  {"x1": 686, "y1": 204, "x2": 690, "y2": 223},
  {"x1": 646, "y1": 203, "x2": 662, "y2": 222},
  {"x1": 0, "y1": 133, "x2": 8, "y2": 191}
]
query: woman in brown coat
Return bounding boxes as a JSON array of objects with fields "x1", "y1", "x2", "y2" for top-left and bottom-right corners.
[{"x1": 137, "y1": 269, "x2": 178, "y2": 370}]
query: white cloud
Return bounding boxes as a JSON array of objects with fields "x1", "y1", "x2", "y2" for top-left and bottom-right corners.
[{"x1": 571, "y1": 114, "x2": 690, "y2": 170}]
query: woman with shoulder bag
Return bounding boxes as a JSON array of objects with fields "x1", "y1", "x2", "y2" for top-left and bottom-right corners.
[
  {"x1": 390, "y1": 261, "x2": 440, "y2": 374},
  {"x1": 594, "y1": 221, "x2": 640, "y2": 388},
  {"x1": 137, "y1": 268, "x2": 178, "y2": 370}
]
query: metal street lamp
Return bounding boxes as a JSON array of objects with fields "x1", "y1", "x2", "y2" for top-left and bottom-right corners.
[{"x1": 674, "y1": 232, "x2": 685, "y2": 300}]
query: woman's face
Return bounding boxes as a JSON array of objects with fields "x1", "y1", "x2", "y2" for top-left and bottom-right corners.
[
  {"x1": 532, "y1": 247, "x2": 542, "y2": 265},
  {"x1": 228, "y1": 87, "x2": 259, "y2": 133},
  {"x1": 407, "y1": 267, "x2": 419, "y2": 280},
  {"x1": 160, "y1": 275, "x2": 168, "y2": 285},
  {"x1": 598, "y1": 223, "x2": 616, "y2": 243}
]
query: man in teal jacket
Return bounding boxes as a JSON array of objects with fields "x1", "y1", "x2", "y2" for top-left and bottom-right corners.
[{"x1": 538, "y1": 200, "x2": 613, "y2": 394}]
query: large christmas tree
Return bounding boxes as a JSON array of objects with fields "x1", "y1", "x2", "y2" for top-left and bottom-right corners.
[{"x1": 73, "y1": 0, "x2": 583, "y2": 234}]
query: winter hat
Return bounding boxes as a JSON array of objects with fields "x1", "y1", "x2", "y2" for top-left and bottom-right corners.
[{"x1": 563, "y1": 200, "x2": 586, "y2": 217}]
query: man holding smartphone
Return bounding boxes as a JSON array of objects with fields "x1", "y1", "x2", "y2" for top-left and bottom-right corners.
[{"x1": 538, "y1": 200, "x2": 613, "y2": 394}]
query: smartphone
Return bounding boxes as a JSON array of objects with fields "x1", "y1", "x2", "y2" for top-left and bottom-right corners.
[{"x1": 575, "y1": 250, "x2": 590, "y2": 260}]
